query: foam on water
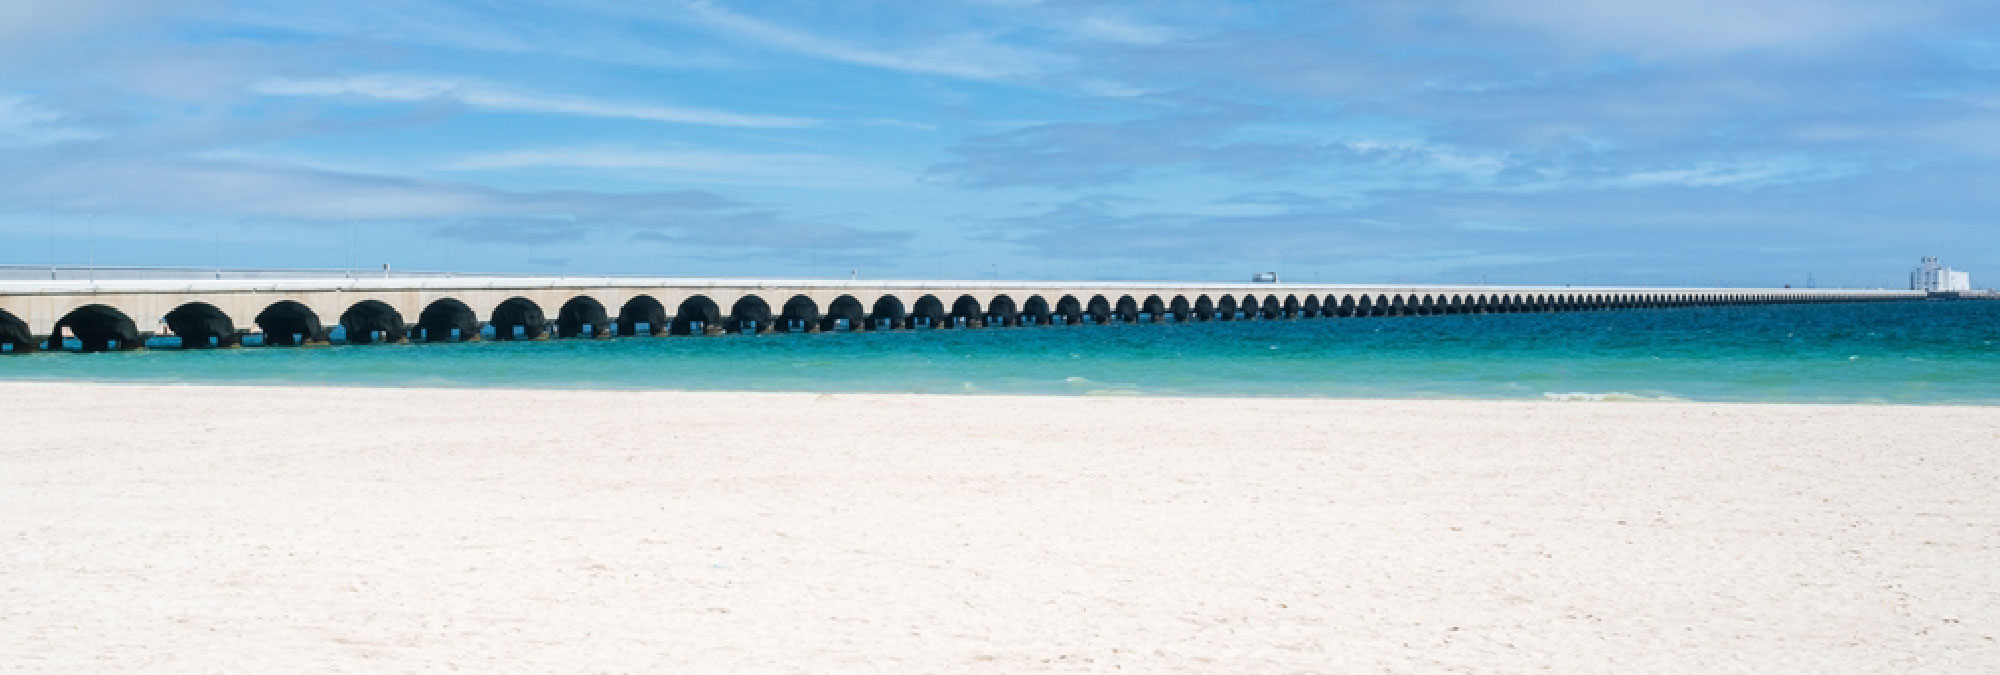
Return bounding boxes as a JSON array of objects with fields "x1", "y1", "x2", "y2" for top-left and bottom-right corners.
[{"x1": 5, "y1": 301, "x2": 1998, "y2": 403}]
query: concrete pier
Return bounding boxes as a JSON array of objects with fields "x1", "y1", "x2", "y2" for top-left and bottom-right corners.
[{"x1": 0, "y1": 277, "x2": 1930, "y2": 352}]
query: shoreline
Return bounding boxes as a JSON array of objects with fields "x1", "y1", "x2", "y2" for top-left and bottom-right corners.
[
  {"x1": 2, "y1": 379, "x2": 1993, "y2": 407},
  {"x1": 5, "y1": 383, "x2": 1996, "y2": 671}
]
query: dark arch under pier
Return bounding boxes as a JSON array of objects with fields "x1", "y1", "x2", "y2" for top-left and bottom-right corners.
[
  {"x1": 416, "y1": 298, "x2": 479, "y2": 343},
  {"x1": 1056, "y1": 295, "x2": 1088, "y2": 327},
  {"x1": 1216, "y1": 295, "x2": 1238, "y2": 321},
  {"x1": 987, "y1": 295, "x2": 1020, "y2": 327},
  {"x1": 730, "y1": 295, "x2": 773, "y2": 333},
  {"x1": 951, "y1": 295, "x2": 984, "y2": 328},
  {"x1": 617, "y1": 296, "x2": 667, "y2": 336},
  {"x1": 50, "y1": 304, "x2": 143, "y2": 352},
  {"x1": 0, "y1": 308, "x2": 32, "y2": 353},
  {"x1": 1115, "y1": 295, "x2": 1140, "y2": 323},
  {"x1": 672, "y1": 295, "x2": 725, "y2": 336},
  {"x1": 490, "y1": 297, "x2": 546, "y2": 341},
  {"x1": 559, "y1": 296, "x2": 611, "y2": 338},
  {"x1": 1141, "y1": 295, "x2": 1166, "y2": 322},
  {"x1": 1085, "y1": 295, "x2": 1112, "y2": 325},
  {"x1": 1020, "y1": 295, "x2": 1052, "y2": 326},
  {"x1": 1193, "y1": 295, "x2": 1215, "y2": 321},
  {"x1": 779, "y1": 295, "x2": 820, "y2": 332},
  {"x1": 821, "y1": 295, "x2": 867, "y2": 332},
  {"x1": 339, "y1": 300, "x2": 404, "y2": 345},
  {"x1": 163, "y1": 302, "x2": 239, "y2": 348},
  {"x1": 1261, "y1": 295, "x2": 1282, "y2": 319},
  {"x1": 1302, "y1": 295, "x2": 1320, "y2": 318},
  {"x1": 909, "y1": 294, "x2": 946, "y2": 329},
  {"x1": 1168, "y1": 295, "x2": 1192, "y2": 322},
  {"x1": 869, "y1": 295, "x2": 906, "y2": 330}
]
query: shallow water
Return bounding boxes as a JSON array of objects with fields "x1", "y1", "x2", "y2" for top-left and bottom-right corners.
[{"x1": 5, "y1": 301, "x2": 1999, "y2": 403}]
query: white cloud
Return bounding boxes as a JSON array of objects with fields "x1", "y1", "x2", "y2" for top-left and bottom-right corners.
[
  {"x1": 443, "y1": 147, "x2": 912, "y2": 187},
  {"x1": 0, "y1": 152, "x2": 734, "y2": 222},
  {"x1": 666, "y1": 0, "x2": 1047, "y2": 81},
  {"x1": 1071, "y1": 16, "x2": 1179, "y2": 46},
  {"x1": 252, "y1": 75, "x2": 816, "y2": 128},
  {"x1": 227, "y1": 3, "x2": 739, "y2": 71},
  {"x1": 1451, "y1": 0, "x2": 1933, "y2": 58},
  {"x1": 0, "y1": 95, "x2": 102, "y2": 146}
]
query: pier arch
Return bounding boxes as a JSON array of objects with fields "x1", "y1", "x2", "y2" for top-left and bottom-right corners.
[
  {"x1": 1339, "y1": 295, "x2": 1358, "y2": 317},
  {"x1": 1141, "y1": 295, "x2": 1167, "y2": 322},
  {"x1": 164, "y1": 302, "x2": 238, "y2": 348},
  {"x1": 1021, "y1": 295, "x2": 1052, "y2": 326},
  {"x1": 1115, "y1": 295, "x2": 1140, "y2": 322},
  {"x1": 1283, "y1": 295, "x2": 1301, "y2": 318},
  {"x1": 909, "y1": 294, "x2": 946, "y2": 329},
  {"x1": 951, "y1": 295, "x2": 984, "y2": 328},
  {"x1": 558, "y1": 296, "x2": 610, "y2": 338},
  {"x1": 1055, "y1": 295, "x2": 1084, "y2": 325},
  {"x1": 416, "y1": 298, "x2": 479, "y2": 342},
  {"x1": 1167, "y1": 295, "x2": 1191, "y2": 322},
  {"x1": 1238, "y1": 294, "x2": 1259, "y2": 319},
  {"x1": 1194, "y1": 295, "x2": 1215, "y2": 321},
  {"x1": 987, "y1": 295, "x2": 1020, "y2": 327},
  {"x1": 730, "y1": 295, "x2": 773, "y2": 333},
  {"x1": 255, "y1": 301, "x2": 326, "y2": 347},
  {"x1": 869, "y1": 295, "x2": 906, "y2": 330},
  {"x1": 1261, "y1": 295, "x2": 1282, "y2": 319},
  {"x1": 671, "y1": 296, "x2": 724, "y2": 335},
  {"x1": 0, "y1": 308, "x2": 31, "y2": 353},
  {"x1": 780, "y1": 295, "x2": 820, "y2": 332},
  {"x1": 339, "y1": 300, "x2": 404, "y2": 345},
  {"x1": 1302, "y1": 295, "x2": 1321, "y2": 318},
  {"x1": 821, "y1": 295, "x2": 867, "y2": 332},
  {"x1": 616, "y1": 296, "x2": 667, "y2": 336},
  {"x1": 49, "y1": 304, "x2": 142, "y2": 352},
  {"x1": 1086, "y1": 295, "x2": 1112, "y2": 324},
  {"x1": 490, "y1": 297, "x2": 546, "y2": 340},
  {"x1": 1216, "y1": 295, "x2": 1239, "y2": 320}
]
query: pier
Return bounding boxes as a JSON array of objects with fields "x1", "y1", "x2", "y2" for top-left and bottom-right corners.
[{"x1": 0, "y1": 277, "x2": 1929, "y2": 352}]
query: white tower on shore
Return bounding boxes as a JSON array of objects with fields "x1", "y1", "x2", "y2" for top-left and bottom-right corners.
[{"x1": 1911, "y1": 256, "x2": 1972, "y2": 292}]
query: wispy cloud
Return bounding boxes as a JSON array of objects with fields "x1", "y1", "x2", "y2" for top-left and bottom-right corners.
[
  {"x1": 668, "y1": 0, "x2": 1047, "y2": 81},
  {"x1": 1443, "y1": 0, "x2": 1937, "y2": 59},
  {"x1": 0, "y1": 150, "x2": 737, "y2": 223},
  {"x1": 1069, "y1": 16, "x2": 1180, "y2": 46},
  {"x1": 443, "y1": 147, "x2": 912, "y2": 187},
  {"x1": 252, "y1": 75, "x2": 816, "y2": 128},
  {"x1": 0, "y1": 95, "x2": 102, "y2": 146},
  {"x1": 630, "y1": 210, "x2": 913, "y2": 268}
]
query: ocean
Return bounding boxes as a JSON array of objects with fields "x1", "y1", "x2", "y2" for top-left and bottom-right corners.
[{"x1": 5, "y1": 300, "x2": 1998, "y2": 403}]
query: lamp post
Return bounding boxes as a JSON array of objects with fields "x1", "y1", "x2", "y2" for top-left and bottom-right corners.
[{"x1": 86, "y1": 211, "x2": 99, "y2": 283}]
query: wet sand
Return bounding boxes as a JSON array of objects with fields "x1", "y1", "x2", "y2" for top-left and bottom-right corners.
[{"x1": 2, "y1": 383, "x2": 1996, "y2": 672}]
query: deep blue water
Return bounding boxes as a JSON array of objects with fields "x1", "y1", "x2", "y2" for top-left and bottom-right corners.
[{"x1": 5, "y1": 301, "x2": 1998, "y2": 403}]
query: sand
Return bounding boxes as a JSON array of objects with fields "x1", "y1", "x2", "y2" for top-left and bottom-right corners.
[{"x1": 1, "y1": 383, "x2": 1996, "y2": 672}]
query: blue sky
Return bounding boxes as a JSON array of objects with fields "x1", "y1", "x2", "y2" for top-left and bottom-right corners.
[{"x1": 1, "y1": 1, "x2": 1996, "y2": 286}]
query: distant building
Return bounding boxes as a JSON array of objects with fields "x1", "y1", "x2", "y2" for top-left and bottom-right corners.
[
  {"x1": 1251, "y1": 272, "x2": 1278, "y2": 283},
  {"x1": 1911, "y1": 256, "x2": 1972, "y2": 292}
]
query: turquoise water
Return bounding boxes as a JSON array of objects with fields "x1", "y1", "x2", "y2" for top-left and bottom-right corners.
[{"x1": 5, "y1": 301, "x2": 1998, "y2": 403}]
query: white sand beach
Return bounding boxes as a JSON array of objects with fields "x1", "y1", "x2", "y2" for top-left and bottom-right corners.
[{"x1": 2, "y1": 383, "x2": 1996, "y2": 672}]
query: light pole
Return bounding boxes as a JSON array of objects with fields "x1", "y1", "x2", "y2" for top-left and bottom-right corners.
[{"x1": 86, "y1": 211, "x2": 99, "y2": 282}]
